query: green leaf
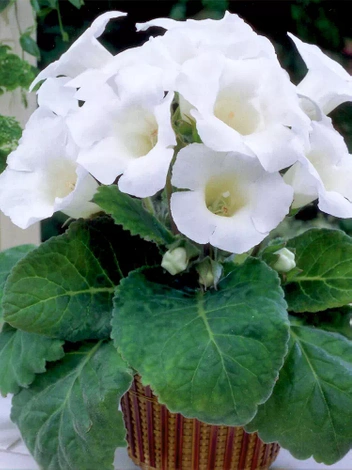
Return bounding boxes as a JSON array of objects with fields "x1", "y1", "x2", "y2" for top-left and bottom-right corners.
[
  {"x1": 112, "y1": 258, "x2": 289, "y2": 426},
  {"x1": 295, "y1": 306, "x2": 352, "y2": 340},
  {"x1": 0, "y1": 0, "x2": 13, "y2": 13},
  {"x1": 0, "y1": 324, "x2": 64, "y2": 396},
  {"x1": 0, "y1": 44, "x2": 36, "y2": 92},
  {"x1": 20, "y1": 34, "x2": 41, "y2": 60},
  {"x1": 3, "y1": 217, "x2": 158, "y2": 341},
  {"x1": 11, "y1": 341, "x2": 133, "y2": 470},
  {"x1": 93, "y1": 185, "x2": 175, "y2": 246},
  {"x1": 246, "y1": 324, "x2": 352, "y2": 465},
  {"x1": 0, "y1": 244, "x2": 35, "y2": 321},
  {"x1": 30, "y1": 0, "x2": 41, "y2": 12},
  {"x1": 284, "y1": 229, "x2": 352, "y2": 312},
  {"x1": 67, "y1": 0, "x2": 83, "y2": 8}
]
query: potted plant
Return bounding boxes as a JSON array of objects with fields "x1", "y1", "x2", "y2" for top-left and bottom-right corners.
[{"x1": 1, "y1": 9, "x2": 352, "y2": 470}]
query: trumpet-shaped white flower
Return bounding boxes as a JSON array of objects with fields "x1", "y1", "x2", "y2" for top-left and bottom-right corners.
[
  {"x1": 171, "y1": 144, "x2": 293, "y2": 254},
  {"x1": 30, "y1": 11, "x2": 126, "y2": 90},
  {"x1": 284, "y1": 120, "x2": 352, "y2": 218},
  {"x1": 176, "y1": 53, "x2": 310, "y2": 172},
  {"x1": 67, "y1": 65, "x2": 176, "y2": 197},
  {"x1": 289, "y1": 33, "x2": 352, "y2": 115},
  {"x1": 0, "y1": 108, "x2": 99, "y2": 229}
]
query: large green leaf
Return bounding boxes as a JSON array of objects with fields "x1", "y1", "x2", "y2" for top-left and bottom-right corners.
[
  {"x1": 246, "y1": 324, "x2": 352, "y2": 465},
  {"x1": 112, "y1": 259, "x2": 289, "y2": 426},
  {"x1": 0, "y1": 244, "x2": 35, "y2": 321},
  {"x1": 3, "y1": 217, "x2": 157, "y2": 341},
  {"x1": 284, "y1": 229, "x2": 352, "y2": 312},
  {"x1": 0, "y1": 324, "x2": 64, "y2": 395},
  {"x1": 11, "y1": 341, "x2": 133, "y2": 470},
  {"x1": 93, "y1": 185, "x2": 175, "y2": 245}
]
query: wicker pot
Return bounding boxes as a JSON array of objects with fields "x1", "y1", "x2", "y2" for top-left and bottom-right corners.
[{"x1": 121, "y1": 376, "x2": 280, "y2": 470}]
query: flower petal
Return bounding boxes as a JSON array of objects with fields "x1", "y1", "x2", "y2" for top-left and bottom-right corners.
[
  {"x1": 37, "y1": 77, "x2": 78, "y2": 117},
  {"x1": 289, "y1": 33, "x2": 352, "y2": 114},
  {"x1": 30, "y1": 11, "x2": 127, "y2": 89}
]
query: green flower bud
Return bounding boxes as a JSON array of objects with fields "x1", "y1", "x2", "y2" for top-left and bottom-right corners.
[
  {"x1": 197, "y1": 258, "x2": 223, "y2": 289},
  {"x1": 161, "y1": 247, "x2": 188, "y2": 275},
  {"x1": 273, "y1": 248, "x2": 296, "y2": 273}
]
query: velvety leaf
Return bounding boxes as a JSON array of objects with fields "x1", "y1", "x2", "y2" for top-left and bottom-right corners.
[
  {"x1": 19, "y1": 34, "x2": 41, "y2": 59},
  {"x1": 11, "y1": 341, "x2": 133, "y2": 470},
  {"x1": 94, "y1": 185, "x2": 175, "y2": 246},
  {"x1": 246, "y1": 324, "x2": 352, "y2": 464},
  {"x1": 0, "y1": 244, "x2": 35, "y2": 321},
  {"x1": 284, "y1": 229, "x2": 352, "y2": 312},
  {"x1": 0, "y1": 324, "x2": 64, "y2": 395},
  {"x1": 3, "y1": 217, "x2": 158, "y2": 341},
  {"x1": 112, "y1": 259, "x2": 289, "y2": 426}
]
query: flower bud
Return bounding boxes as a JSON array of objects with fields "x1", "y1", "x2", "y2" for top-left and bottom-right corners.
[
  {"x1": 161, "y1": 247, "x2": 188, "y2": 275},
  {"x1": 273, "y1": 248, "x2": 296, "y2": 273},
  {"x1": 197, "y1": 258, "x2": 223, "y2": 289}
]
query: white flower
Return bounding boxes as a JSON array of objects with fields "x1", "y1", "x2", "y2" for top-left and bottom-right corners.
[
  {"x1": 171, "y1": 144, "x2": 293, "y2": 254},
  {"x1": 30, "y1": 11, "x2": 127, "y2": 90},
  {"x1": 67, "y1": 64, "x2": 176, "y2": 197},
  {"x1": 284, "y1": 120, "x2": 352, "y2": 218},
  {"x1": 0, "y1": 108, "x2": 99, "y2": 229},
  {"x1": 176, "y1": 53, "x2": 310, "y2": 172},
  {"x1": 289, "y1": 33, "x2": 352, "y2": 115},
  {"x1": 161, "y1": 247, "x2": 188, "y2": 275},
  {"x1": 273, "y1": 248, "x2": 296, "y2": 273}
]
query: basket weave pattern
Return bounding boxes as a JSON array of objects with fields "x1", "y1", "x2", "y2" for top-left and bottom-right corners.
[{"x1": 121, "y1": 376, "x2": 280, "y2": 470}]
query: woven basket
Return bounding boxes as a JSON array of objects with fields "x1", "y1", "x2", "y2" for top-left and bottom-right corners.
[{"x1": 121, "y1": 376, "x2": 280, "y2": 470}]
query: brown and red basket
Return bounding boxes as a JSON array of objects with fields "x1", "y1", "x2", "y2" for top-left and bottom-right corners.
[{"x1": 121, "y1": 376, "x2": 280, "y2": 470}]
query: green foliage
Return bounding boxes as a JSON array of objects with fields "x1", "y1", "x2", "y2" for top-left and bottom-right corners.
[
  {"x1": 20, "y1": 31, "x2": 41, "y2": 59},
  {"x1": 0, "y1": 324, "x2": 64, "y2": 395},
  {"x1": 0, "y1": 44, "x2": 36, "y2": 93},
  {"x1": 0, "y1": 245, "x2": 35, "y2": 321},
  {"x1": 246, "y1": 324, "x2": 352, "y2": 465},
  {"x1": 11, "y1": 341, "x2": 133, "y2": 470},
  {"x1": 284, "y1": 229, "x2": 352, "y2": 312},
  {"x1": 3, "y1": 217, "x2": 159, "y2": 341},
  {"x1": 94, "y1": 185, "x2": 175, "y2": 246},
  {"x1": 112, "y1": 259, "x2": 289, "y2": 426},
  {"x1": 0, "y1": 0, "x2": 13, "y2": 13},
  {"x1": 67, "y1": 0, "x2": 84, "y2": 9},
  {"x1": 295, "y1": 306, "x2": 352, "y2": 340},
  {"x1": 291, "y1": 0, "x2": 340, "y2": 49}
]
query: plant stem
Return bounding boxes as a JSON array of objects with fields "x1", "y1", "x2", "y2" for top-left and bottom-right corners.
[
  {"x1": 56, "y1": 0, "x2": 68, "y2": 42},
  {"x1": 143, "y1": 197, "x2": 156, "y2": 216}
]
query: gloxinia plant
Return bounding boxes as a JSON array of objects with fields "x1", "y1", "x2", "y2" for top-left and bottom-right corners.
[{"x1": 1, "y1": 10, "x2": 352, "y2": 470}]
